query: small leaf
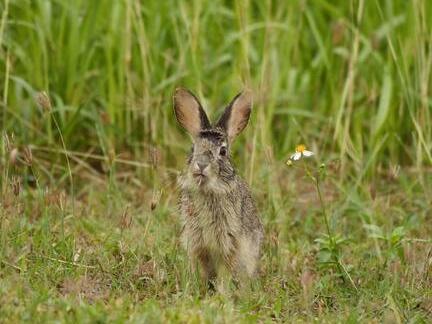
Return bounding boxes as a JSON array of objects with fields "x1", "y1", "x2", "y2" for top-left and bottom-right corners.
[
  {"x1": 317, "y1": 250, "x2": 332, "y2": 263},
  {"x1": 373, "y1": 70, "x2": 392, "y2": 136},
  {"x1": 364, "y1": 224, "x2": 385, "y2": 239}
]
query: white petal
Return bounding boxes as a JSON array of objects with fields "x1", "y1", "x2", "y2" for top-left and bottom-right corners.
[
  {"x1": 292, "y1": 152, "x2": 302, "y2": 160},
  {"x1": 302, "y1": 150, "x2": 314, "y2": 157}
]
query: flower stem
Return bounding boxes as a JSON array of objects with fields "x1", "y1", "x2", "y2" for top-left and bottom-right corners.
[
  {"x1": 51, "y1": 114, "x2": 74, "y2": 240},
  {"x1": 302, "y1": 160, "x2": 358, "y2": 291},
  {"x1": 314, "y1": 176, "x2": 332, "y2": 240}
]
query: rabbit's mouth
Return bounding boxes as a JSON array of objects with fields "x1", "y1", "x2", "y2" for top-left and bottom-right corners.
[{"x1": 192, "y1": 172, "x2": 207, "y2": 185}]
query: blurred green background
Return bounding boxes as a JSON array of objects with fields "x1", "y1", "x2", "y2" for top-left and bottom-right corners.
[{"x1": 2, "y1": 0, "x2": 431, "y2": 185}]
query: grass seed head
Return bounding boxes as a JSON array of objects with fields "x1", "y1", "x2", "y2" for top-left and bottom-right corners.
[
  {"x1": 150, "y1": 190, "x2": 162, "y2": 211},
  {"x1": 9, "y1": 148, "x2": 19, "y2": 166},
  {"x1": 23, "y1": 146, "x2": 33, "y2": 166},
  {"x1": 3, "y1": 132, "x2": 14, "y2": 152},
  {"x1": 11, "y1": 176, "x2": 21, "y2": 196},
  {"x1": 35, "y1": 91, "x2": 52, "y2": 112}
]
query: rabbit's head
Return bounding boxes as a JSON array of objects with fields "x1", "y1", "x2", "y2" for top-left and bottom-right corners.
[{"x1": 173, "y1": 88, "x2": 252, "y2": 193}]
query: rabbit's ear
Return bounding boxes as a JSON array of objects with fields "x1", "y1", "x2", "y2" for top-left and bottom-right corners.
[
  {"x1": 216, "y1": 89, "x2": 252, "y2": 142},
  {"x1": 173, "y1": 88, "x2": 211, "y2": 137}
]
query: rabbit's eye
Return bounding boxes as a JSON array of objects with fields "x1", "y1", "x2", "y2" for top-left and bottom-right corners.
[{"x1": 219, "y1": 146, "x2": 227, "y2": 157}]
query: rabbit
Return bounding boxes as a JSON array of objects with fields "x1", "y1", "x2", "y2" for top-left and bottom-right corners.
[{"x1": 173, "y1": 87, "x2": 264, "y2": 288}]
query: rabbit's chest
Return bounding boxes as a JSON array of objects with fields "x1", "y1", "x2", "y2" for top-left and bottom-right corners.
[{"x1": 191, "y1": 197, "x2": 241, "y2": 252}]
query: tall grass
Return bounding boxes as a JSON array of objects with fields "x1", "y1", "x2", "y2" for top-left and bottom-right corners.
[{"x1": 1, "y1": 0, "x2": 431, "y2": 186}]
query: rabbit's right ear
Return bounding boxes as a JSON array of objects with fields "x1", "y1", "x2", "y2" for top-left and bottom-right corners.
[{"x1": 173, "y1": 88, "x2": 211, "y2": 137}]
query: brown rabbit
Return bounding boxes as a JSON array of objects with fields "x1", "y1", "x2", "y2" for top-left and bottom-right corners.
[{"x1": 173, "y1": 88, "x2": 264, "y2": 288}]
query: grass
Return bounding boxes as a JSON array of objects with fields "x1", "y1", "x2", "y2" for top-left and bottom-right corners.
[{"x1": 1, "y1": 0, "x2": 432, "y2": 322}]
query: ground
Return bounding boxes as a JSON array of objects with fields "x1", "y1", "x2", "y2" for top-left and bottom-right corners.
[{"x1": 1, "y1": 158, "x2": 431, "y2": 322}]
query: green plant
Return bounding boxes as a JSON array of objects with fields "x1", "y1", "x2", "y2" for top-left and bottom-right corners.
[
  {"x1": 364, "y1": 224, "x2": 406, "y2": 263},
  {"x1": 287, "y1": 145, "x2": 357, "y2": 290}
]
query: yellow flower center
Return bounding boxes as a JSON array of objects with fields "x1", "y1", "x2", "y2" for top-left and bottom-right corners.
[{"x1": 295, "y1": 144, "x2": 306, "y2": 153}]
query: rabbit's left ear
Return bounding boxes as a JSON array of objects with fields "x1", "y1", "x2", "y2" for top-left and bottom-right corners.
[{"x1": 216, "y1": 89, "x2": 252, "y2": 142}]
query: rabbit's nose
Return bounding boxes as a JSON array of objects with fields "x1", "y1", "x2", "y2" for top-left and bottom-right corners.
[{"x1": 196, "y1": 161, "x2": 209, "y2": 172}]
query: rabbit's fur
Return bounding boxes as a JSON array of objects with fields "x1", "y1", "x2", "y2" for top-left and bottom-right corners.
[{"x1": 173, "y1": 88, "x2": 264, "y2": 287}]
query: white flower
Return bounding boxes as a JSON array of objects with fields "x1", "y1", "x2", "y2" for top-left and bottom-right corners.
[{"x1": 290, "y1": 144, "x2": 314, "y2": 161}]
